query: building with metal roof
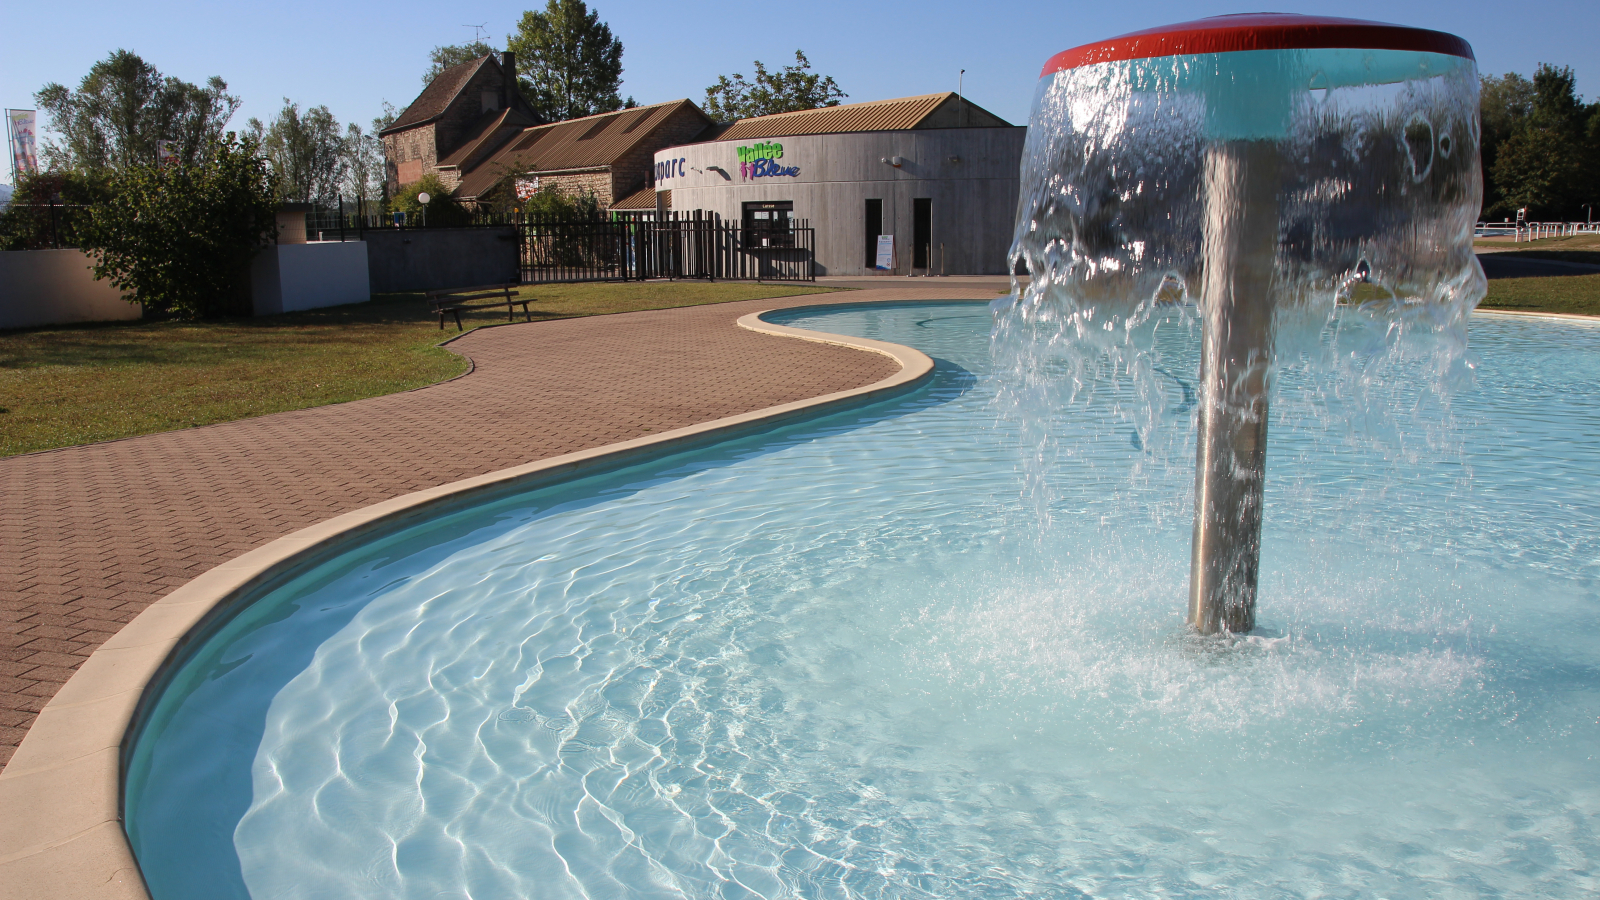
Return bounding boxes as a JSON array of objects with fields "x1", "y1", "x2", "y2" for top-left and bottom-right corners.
[{"x1": 655, "y1": 93, "x2": 1023, "y2": 276}]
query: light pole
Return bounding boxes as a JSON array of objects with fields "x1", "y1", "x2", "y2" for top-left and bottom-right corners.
[{"x1": 418, "y1": 191, "x2": 431, "y2": 228}]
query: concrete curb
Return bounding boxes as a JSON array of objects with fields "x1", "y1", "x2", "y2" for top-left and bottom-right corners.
[{"x1": 0, "y1": 303, "x2": 936, "y2": 900}]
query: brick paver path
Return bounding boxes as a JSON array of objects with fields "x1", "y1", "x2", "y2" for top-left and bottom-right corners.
[{"x1": 0, "y1": 286, "x2": 995, "y2": 769}]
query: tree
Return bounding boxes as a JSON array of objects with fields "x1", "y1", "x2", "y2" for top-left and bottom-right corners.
[
  {"x1": 1479, "y1": 72, "x2": 1536, "y2": 216},
  {"x1": 508, "y1": 0, "x2": 627, "y2": 122},
  {"x1": 388, "y1": 172, "x2": 472, "y2": 226},
  {"x1": 425, "y1": 42, "x2": 495, "y2": 85},
  {"x1": 0, "y1": 170, "x2": 108, "y2": 250},
  {"x1": 84, "y1": 134, "x2": 278, "y2": 318},
  {"x1": 247, "y1": 100, "x2": 348, "y2": 204},
  {"x1": 34, "y1": 50, "x2": 239, "y2": 173},
  {"x1": 342, "y1": 123, "x2": 385, "y2": 205},
  {"x1": 702, "y1": 51, "x2": 846, "y2": 121},
  {"x1": 1485, "y1": 64, "x2": 1599, "y2": 220}
]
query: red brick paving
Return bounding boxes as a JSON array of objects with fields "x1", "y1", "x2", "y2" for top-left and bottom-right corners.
[{"x1": 0, "y1": 287, "x2": 991, "y2": 770}]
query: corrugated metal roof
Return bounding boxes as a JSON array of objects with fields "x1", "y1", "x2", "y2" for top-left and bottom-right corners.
[
  {"x1": 611, "y1": 185, "x2": 660, "y2": 209},
  {"x1": 383, "y1": 57, "x2": 491, "y2": 134},
  {"x1": 714, "y1": 93, "x2": 1007, "y2": 140},
  {"x1": 455, "y1": 99, "x2": 712, "y2": 198},
  {"x1": 436, "y1": 107, "x2": 539, "y2": 168}
]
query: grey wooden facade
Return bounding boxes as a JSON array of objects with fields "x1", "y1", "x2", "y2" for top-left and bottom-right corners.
[{"x1": 655, "y1": 127, "x2": 1026, "y2": 276}]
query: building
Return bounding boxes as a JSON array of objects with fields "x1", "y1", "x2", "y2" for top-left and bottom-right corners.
[
  {"x1": 381, "y1": 66, "x2": 1025, "y2": 276},
  {"x1": 653, "y1": 93, "x2": 1025, "y2": 276},
  {"x1": 452, "y1": 100, "x2": 713, "y2": 210},
  {"x1": 379, "y1": 53, "x2": 541, "y2": 195},
  {"x1": 382, "y1": 56, "x2": 712, "y2": 210}
]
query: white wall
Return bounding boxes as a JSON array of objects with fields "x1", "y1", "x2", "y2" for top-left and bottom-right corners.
[
  {"x1": 0, "y1": 249, "x2": 140, "y2": 330},
  {"x1": 251, "y1": 241, "x2": 371, "y2": 315}
]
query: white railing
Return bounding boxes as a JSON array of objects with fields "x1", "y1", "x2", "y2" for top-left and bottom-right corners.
[{"x1": 1476, "y1": 221, "x2": 1599, "y2": 241}]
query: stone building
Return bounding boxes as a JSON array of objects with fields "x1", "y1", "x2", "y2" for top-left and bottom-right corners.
[
  {"x1": 379, "y1": 53, "x2": 542, "y2": 195},
  {"x1": 382, "y1": 55, "x2": 715, "y2": 210},
  {"x1": 452, "y1": 100, "x2": 715, "y2": 210}
]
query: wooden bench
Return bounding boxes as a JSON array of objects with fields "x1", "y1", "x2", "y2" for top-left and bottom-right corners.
[{"x1": 425, "y1": 284, "x2": 531, "y2": 331}]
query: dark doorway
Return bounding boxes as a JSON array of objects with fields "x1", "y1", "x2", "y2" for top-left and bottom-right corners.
[
  {"x1": 864, "y1": 198, "x2": 883, "y2": 268},
  {"x1": 742, "y1": 200, "x2": 794, "y2": 247},
  {"x1": 913, "y1": 198, "x2": 931, "y2": 269}
]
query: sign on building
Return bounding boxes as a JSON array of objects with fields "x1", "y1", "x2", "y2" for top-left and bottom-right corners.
[
  {"x1": 515, "y1": 176, "x2": 541, "y2": 200},
  {"x1": 7, "y1": 109, "x2": 38, "y2": 177},
  {"x1": 875, "y1": 234, "x2": 895, "y2": 271}
]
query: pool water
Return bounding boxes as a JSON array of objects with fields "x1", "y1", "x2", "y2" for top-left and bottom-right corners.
[{"x1": 125, "y1": 302, "x2": 1600, "y2": 899}]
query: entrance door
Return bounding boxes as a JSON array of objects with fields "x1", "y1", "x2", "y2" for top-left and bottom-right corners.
[
  {"x1": 864, "y1": 199, "x2": 883, "y2": 268},
  {"x1": 742, "y1": 201, "x2": 794, "y2": 247},
  {"x1": 913, "y1": 198, "x2": 931, "y2": 270}
]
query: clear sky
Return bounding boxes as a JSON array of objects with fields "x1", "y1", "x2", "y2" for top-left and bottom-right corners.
[{"x1": 4, "y1": 0, "x2": 1598, "y2": 182}]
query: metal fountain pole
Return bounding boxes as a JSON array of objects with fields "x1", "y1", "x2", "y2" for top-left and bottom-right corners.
[{"x1": 1187, "y1": 139, "x2": 1281, "y2": 635}]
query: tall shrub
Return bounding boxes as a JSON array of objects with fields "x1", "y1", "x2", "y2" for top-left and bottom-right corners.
[{"x1": 86, "y1": 134, "x2": 278, "y2": 318}]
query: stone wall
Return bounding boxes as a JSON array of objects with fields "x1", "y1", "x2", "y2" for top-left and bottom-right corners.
[{"x1": 608, "y1": 108, "x2": 716, "y2": 201}]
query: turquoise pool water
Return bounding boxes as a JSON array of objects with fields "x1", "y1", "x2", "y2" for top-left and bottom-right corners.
[{"x1": 125, "y1": 302, "x2": 1600, "y2": 899}]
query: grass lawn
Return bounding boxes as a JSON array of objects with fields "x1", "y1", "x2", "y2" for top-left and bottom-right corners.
[
  {"x1": 1479, "y1": 273, "x2": 1600, "y2": 317},
  {"x1": 0, "y1": 281, "x2": 840, "y2": 458},
  {"x1": 1474, "y1": 232, "x2": 1600, "y2": 265}
]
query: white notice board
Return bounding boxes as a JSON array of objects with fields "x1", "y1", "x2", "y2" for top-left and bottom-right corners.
[{"x1": 874, "y1": 234, "x2": 894, "y2": 271}]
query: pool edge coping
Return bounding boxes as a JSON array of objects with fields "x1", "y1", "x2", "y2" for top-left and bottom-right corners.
[{"x1": 0, "y1": 303, "x2": 942, "y2": 900}]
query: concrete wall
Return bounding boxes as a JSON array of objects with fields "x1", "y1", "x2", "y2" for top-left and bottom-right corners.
[
  {"x1": 363, "y1": 226, "x2": 520, "y2": 293},
  {"x1": 251, "y1": 241, "x2": 372, "y2": 315},
  {"x1": 656, "y1": 127, "x2": 1026, "y2": 276},
  {"x1": 0, "y1": 249, "x2": 140, "y2": 330}
]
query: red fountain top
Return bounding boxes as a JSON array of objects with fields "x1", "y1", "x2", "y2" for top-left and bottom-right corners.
[{"x1": 1041, "y1": 13, "x2": 1475, "y2": 75}]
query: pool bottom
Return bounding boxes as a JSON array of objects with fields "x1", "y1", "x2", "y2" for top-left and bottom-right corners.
[{"x1": 126, "y1": 303, "x2": 1600, "y2": 899}]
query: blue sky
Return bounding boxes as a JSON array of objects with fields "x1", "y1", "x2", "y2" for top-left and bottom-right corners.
[{"x1": 5, "y1": 0, "x2": 1598, "y2": 182}]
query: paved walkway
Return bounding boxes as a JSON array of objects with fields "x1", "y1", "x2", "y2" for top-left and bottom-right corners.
[{"x1": 0, "y1": 285, "x2": 1000, "y2": 769}]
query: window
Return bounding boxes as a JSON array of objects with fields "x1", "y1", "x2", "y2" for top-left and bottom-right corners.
[
  {"x1": 742, "y1": 201, "x2": 794, "y2": 248},
  {"x1": 864, "y1": 199, "x2": 883, "y2": 268}
]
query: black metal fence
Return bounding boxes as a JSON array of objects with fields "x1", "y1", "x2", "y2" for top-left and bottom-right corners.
[
  {"x1": 518, "y1": 213, "x2": 815, "y2": 284},
  {"x1": 0, "y1": 203, "x2": 94, "y2": 251}
]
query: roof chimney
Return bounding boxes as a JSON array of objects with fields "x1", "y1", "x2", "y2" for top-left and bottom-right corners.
[{"x1": 500, "y1": 52, "x2": 515, "y2": 111}]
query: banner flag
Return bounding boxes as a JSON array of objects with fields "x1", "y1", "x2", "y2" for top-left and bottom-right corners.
[{"x1": 7, "y1": 109, "x2": 38, "y2": 176}]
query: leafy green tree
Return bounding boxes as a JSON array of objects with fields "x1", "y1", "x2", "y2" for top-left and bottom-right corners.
[
  {"x1": 248, "y1": 101, "x2": 349, "y2": 204},
  {"x1": 425, "y1": 41, "x2": 496, "y2": 85},
  {"x1": 342, "y1": 122, "x2": 385, "y2": 205},
  {"x1": 388, "y1": 172, "x2": 472, "y2": 225},
  {"x1": 0, "y1": 170, "x2": 108, "y2": 250},
  {"x1": 703, "y1": 51, "x2": 846, "y2": 121},
  {"x1": 508, "y1": 0, "x2": 628, "y2": 121},
  {"x1": 1486, "y1": 64, "x2": 1599, "y2": 220},
  {"x1": 1479, "y1": 72, "x2": 1536, "y2": 216},
  {"x1": 522, "y1": 184, "x2": 599, "y2": 219},
  {"x1": 83, "y1": 134, "x2": 278, "y2": 318},
  {"x1": 34, "y1": 50, "x2": 239, "y2": 173}
]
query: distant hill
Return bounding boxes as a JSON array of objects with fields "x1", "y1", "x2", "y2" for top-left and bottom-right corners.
[{"x1": 0, "y1": 184, "x2": 12, "y2": 209}]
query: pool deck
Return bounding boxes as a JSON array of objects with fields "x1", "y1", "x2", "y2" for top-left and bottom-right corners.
[{"x1": 0, "y1": 284, "x2": 999, "y2": 773}]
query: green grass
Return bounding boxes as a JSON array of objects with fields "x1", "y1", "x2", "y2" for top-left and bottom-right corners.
[
  {"x1": 1474, "y1": 232, "x2": 1600, "y2": 266},
  {"x1": 0, "y1": 282, "x2": 840, "y2": 458},
  {"x1": 1479, "y1": 273, "x2": 1600, "y2": 317}
]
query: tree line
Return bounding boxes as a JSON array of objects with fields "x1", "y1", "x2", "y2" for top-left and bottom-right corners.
[{"x1": 1480, "y1": 64, "x2": 1599, "y2": 222}]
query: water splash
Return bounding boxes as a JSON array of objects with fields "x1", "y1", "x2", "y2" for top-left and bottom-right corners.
[{"x1": 995, "y1": 48, "x2": 1487, "y2": 533}]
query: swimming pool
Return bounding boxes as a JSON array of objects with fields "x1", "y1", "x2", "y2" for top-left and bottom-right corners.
[{"x1": 125, "y1": 301, "x2": 1600, "y2": 899}]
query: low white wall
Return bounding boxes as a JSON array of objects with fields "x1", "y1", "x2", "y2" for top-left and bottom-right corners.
[
  {"x1": 0, "y1": 249, "x2": 140, "y2": 330},
  {"x1": 251, "y1": 241, "x2": 371, "y2": 315}
]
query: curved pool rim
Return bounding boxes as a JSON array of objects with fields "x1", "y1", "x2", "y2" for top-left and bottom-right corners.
[{"x1": 0, "y1": 302, "x2": 943, "y2": 900}]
